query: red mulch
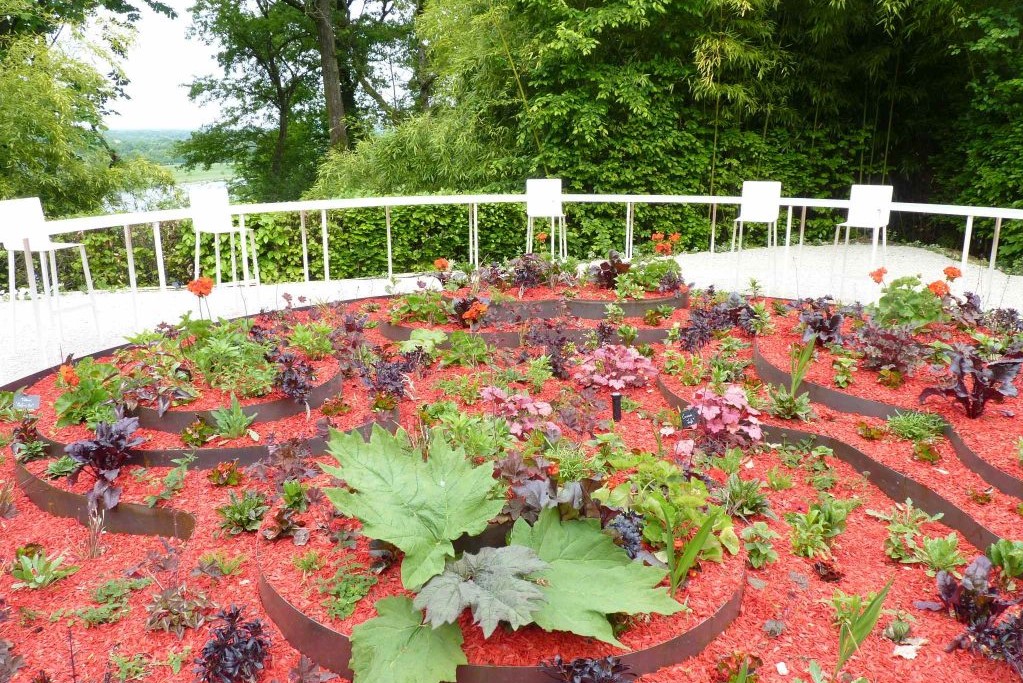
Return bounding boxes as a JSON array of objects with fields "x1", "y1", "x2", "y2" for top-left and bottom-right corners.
[{"x1": 0, "y1": 296, "x2": 1021, "y2": 683}]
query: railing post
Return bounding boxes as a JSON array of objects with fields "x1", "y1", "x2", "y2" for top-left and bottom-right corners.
[
  {"x1": 798, "y1": 206, "x2": 807, "y2": 248},
  {"x1": 625, "y1": 202, "x2": 633, "y2": 259},
  {"x1": 989, "y1": 217, "x2": 1003, "y2": 272},
  {"x1": 709, "y1": 203, "x2": 717, "y2": 253},
  {"x1": 320, "y1": 209, "x2": 330, "y2": 282},
  {"x1": 299, "y1": 211, "x2": 310, "y2": 283},
  {"x1": 385, "y1": 206, "x2": 393, "y2": 280},
  {"x1": 784, "y1": 206, "x2": 793, "y2": 250},
  {"x1": 152, "y1": 221, "x2": 166, "y2": 291},
  {"x1": 123, "y1": 224, "x2": 137, "y2": 293},
  {"x1": 960, "y1": 215, "x2": 974, "y2": 270},
  {"x1": 238, "y1": 213, "x2": 251, "y2": 285}
]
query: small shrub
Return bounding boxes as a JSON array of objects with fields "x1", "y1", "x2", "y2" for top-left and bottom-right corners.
[
  {"x1": 211, "y1": 395, "x2": 257, "y2": 440},
  {"x1": 217, "y1": 491, "x2": 270, "y2": 535},
  {"x1": 742, "y1": 522, "x2": 779, "y2": 569}
]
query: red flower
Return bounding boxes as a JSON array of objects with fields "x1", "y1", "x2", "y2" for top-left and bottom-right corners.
[
  {"x1": 654, "y1": 241, "x2": 673, "y2": 255},
  {"x1": 668, "y1": 232, "x2": 681, "y2": 243},
  {"x1": 187, "y1": 277, "x2": 214, "y2": 298},
  {"x1": 462, "y1": 301, "x2": 489, "y2": 323},
  {"x1": 651, "y1": 232, "x2": 665, "y2": 243},
  {"x1": 928, "y1": 280, "x2": 950, "y2": 298},
  {"x1": 58, "y1": 364, "x2": 79, "y2": 387},
  {"x1": 943, "y1": 266, "x2": 962, "y2": 281},
  {"x1": 536, "y1": 232, "x2": 549, "y2": 243},
  {"x1": 547, "y1": 462, "x2": 559, "y2": 477},
  {"x1": 433, "y1": 258, "x2": 450, "y2": 271},
  {"x1": 869, "y1": 267, "x2": 887, "y2": 284}
]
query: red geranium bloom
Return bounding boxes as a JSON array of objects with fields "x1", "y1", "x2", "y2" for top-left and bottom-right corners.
[
  {"x1": 869, "y1": 267, "x2": 887, "y2": 284},
  {"x1": 58, "y1": 364, "x2": 79, "y2": 387},
  {"x1": 651, "y1": 232, "x2": 665, "y2": 243},
  {"x1": 943, "y1": 266, "x2": 962, "y2": 281},
  {"x1": 928, "y1": 280, "x2": 950, "y2": 298},
  {"x1": 536, "y1": 232, "x2": 549, "y2": 243},
  {"x1": 668, "y1": 232, "x2": 681, "y2": 243},
  {"x1": 547, "y1": 462, "x2": 559, "y2": 477},
  {"x1": 462, "y1": 301, "x2": 489, "y2": 323},
  {"x1": 433, "y1": 258, "x2": 450, "y2": 271},
  {"x1": 187, "y1": 277, "x2": 214, "y2": 298},
  {"x1": 654, "y1": 241, "x2": 673, "y2": 255}
]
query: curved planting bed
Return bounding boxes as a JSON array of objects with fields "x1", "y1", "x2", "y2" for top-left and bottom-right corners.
[{"x1": 3, "y1": 258, "x2": 1023, "y2": 683}]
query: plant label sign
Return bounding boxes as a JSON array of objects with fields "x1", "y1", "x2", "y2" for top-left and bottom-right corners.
[
  {"x1": 13, "y1": 394, "x2": 40, "y2": 410},
  {"x1": 680, "y1": 407, "x2": 699, "y2": 428}
]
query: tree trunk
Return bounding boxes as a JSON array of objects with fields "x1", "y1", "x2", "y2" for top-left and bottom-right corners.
[
  {"x1": 311, "y1": 0, "x2": 348, "y2": 149},
  {"x1": 272, "y1": 107, "x2": 289, "y2": 179}
]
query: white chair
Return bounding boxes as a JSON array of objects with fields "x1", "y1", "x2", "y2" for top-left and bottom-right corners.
[
  {"x1": 1, "y1": 197, "x2": 97, "y2": 324},
  {"x1": 189, "y1": 185, "x2": 259, "y2": 285},
  {"x1": 834, "y1": 184, "x2": 893, "y2": 267},
  {"x1": 525, "y1": 178, "x2": 566, "y2": 259},
  {"x1": 731, "y1": 181, "x2": 782, "y2": 252}
]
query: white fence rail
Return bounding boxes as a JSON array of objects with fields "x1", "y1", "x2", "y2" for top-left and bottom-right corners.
[{"x1": 33, "y1": 192, "x2": 1022, "y2": 300}]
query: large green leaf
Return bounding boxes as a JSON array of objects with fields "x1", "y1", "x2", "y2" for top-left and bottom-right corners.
[
  {"x1": 413, "y1": 545, "x2": 548, "y2": 637},
  {"x1": 350, "y1": 597, "x2": 465, "y2": 683},
  {"x1": 509, "y1": 508, "x2": 683, "y2": 645},
  {"x1": 322, "y1": 424, "x2": 507, "y2": 589}
]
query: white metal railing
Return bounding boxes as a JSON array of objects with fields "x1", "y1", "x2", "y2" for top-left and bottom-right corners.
[{"x1": 31, "y1": 191, "x2": 1022, "y2": 304}]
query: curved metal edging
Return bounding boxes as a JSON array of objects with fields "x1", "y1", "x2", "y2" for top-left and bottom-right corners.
[
  {"x1": 12, "y1": 417, "x2": 396, "y2": 542},
  {"x1": 37, "y1": 416, "x2": 395, "y2": 470},
  {"x1": 131, "y1": 368, "x2": 344, "y2": 433},
  {"x1": 656, "y1": 377, "x2": 1001, "y2": 550},
  {"x1": 256, "y1": 558, "x2": 744, "y2": 682},
  {"x1": 751, "y1": 341, "x2": 1023, "y2": 500},
  {"x1": 13, "y1": 460, "x2": 196, "y2": 540},
  {"x1": 377, "y1": 321, "x2": 672, "y2": 348}
]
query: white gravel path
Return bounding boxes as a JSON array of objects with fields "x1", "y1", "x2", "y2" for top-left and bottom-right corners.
[{"x1": 1, "y1": 243, "x2": 1020, "y2": 385}]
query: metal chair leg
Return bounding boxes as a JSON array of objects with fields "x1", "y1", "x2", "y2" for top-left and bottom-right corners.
[
  {"x1": 214, "y1": 234, "x2": 222, "y2": 285},
  {"x1": 193, "y1": 229, "x2": 201, "y2": 278},
  {"x1": 79, "y1": 245, "x2": 99, "y2": 333},
  {"x1": 7, "y1": 250, "x2": 15, "y2": 338}
]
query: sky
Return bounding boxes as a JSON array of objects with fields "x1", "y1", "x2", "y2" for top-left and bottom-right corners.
[{"x1": 102, "y1": 0, "x2": 223, "y2": 130}]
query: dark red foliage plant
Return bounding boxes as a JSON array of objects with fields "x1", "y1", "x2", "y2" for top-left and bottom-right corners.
[
  {"x1": 195, "y1": 605, "x2": 270, "y2": 683},
  {"x1": 65, "y1": 416, "x2": 144, "y2": 513},
  {"x1": 919, "y1": 344, "x2": 1023, "y2": 418}
]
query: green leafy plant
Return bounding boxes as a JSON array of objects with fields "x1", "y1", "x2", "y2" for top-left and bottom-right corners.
[
  {"x1": 664, "y1": 512, "x2": 720, "y2": 595},
  {"x1": 768, "y1": 340, "x2": 816, "y2": 421},
  {"x1": 389, "y1": 290, "x2": 450, "y2": 324},
  {"x1": 398, "y1": 329, "x2": 448, "y2": 357},
  {"x1": 293, "y1": 550, "x2": 324, "y2": 578},
  {"x1": 766, "y1": 467, "x2": 793, "y2": 491},
  {"x1": 866, "y1": 499, "x2": 943, "y2": 563},
  {"x1": 742, "y1": 522, "x2": 779, "y2": 569},
  {"x1": 915, "y1": 533, "x2": 967, "y2": 576},
  {"x1": 716, "y1": 474, "x2": 771, "y2": 521},
  {"x1": 663, "y1": 350, "x2": 706, "y2": 385},
  {"x1": 322, "y1": 424, "x2": 507, "y2": 589},
  {"x1": 318, "y1": 563, "x2": 378, "y2": 620},
  {"x1": 181, "y1": 417, "x2": 216, "y2": 448},
  {"x1": 618, "y1": 324, "x2": 638, "y2": 346},
  {"x1": 282, "y1": 480, "x2": 310, "y2": 512},
  {"x1": 54, "y1": 358, "x2": 120, "y2": 428},
  {"x1": 786, "y1": 496, "x2": 860, "y2": 558},
  {"x1": 604, "y1": 302, "x2": 625, "y2": 324},
  {"x1": 44, "y1": 455, "x2": 80, "y2": 480},
  {"x1": 440, "y1": 331, "x2": 491, "y2": 368},
  {"x1": 414, "y1": 546, "x2": 548, "y2": 636},
  {"x1": 211, "y1": 394, "x2": 257, "y2": 440},
  {"x1": 525, "y1": 355, "x2": 554, "y2": 392},
  {"x1": 886, "y1": 411, "x2": 945, "y2": 442},
  {"x1": 289, "y1": 321, "x2": 333, "y2": 360},
  {"x1": 110, "y1": 652, "x2": 149, "y2": 681},
  {"x1": 10, "y1": 551, "x2": 79, "y2": 589},
  {"x1": 75, "y1": 578, "x2": 152, "y2": 627},
  {"x1": 509, "y1": 508, "x2": 683, "y2": 642},
  {"x1": 216, "y1": 490, "x2": 269, "y2": 535},
  {"x1": 834, "y1": 579, "x2": 892, "y2": 678},
  {"x1": 832, "y1": 355, "x2": 856, "y2": 388},
  {"x1": 986, "y1": 539, "x2": 1023, "y2": 579},
  {"x1": 144, "y1": 454, "x2": 195, "y2": 507},
  {"x1": 195, "y1": 551, "x2": 247, "y2": 580},
  {"x1": 434, "y1": 375, "x2": 482, "y2": 404},
  {"x1": 207, "y1": 460, "x2": 243, "y2": 487},
  {"x1": 872, "y1": 275, "x2": 943, "y2": 329}
]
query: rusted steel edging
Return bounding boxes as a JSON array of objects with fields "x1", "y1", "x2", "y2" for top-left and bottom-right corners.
[
  {"x1": 256, "y1": 558, "x2": 743, "y2": 682},
  {"x1": 656, "y1": 378, "x2": 1001, "y2": 551},
  {"x1": 751, "y1": 341, "x2": 1023, "y2": 500}
]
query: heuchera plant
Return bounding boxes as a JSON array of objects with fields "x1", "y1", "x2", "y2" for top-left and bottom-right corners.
[
  {"x1": 574, "y1": 345, "x2": 658, "y2": 390},
  {"x1": 691, "y1": 385, "x2": 763, "y2": 451},
  {"x1": 919, "y1": 344, "x2": 1023, "y2": 418},
  {"x1": 481, "y1": 386, "x2": 558, "y2": 438}
]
